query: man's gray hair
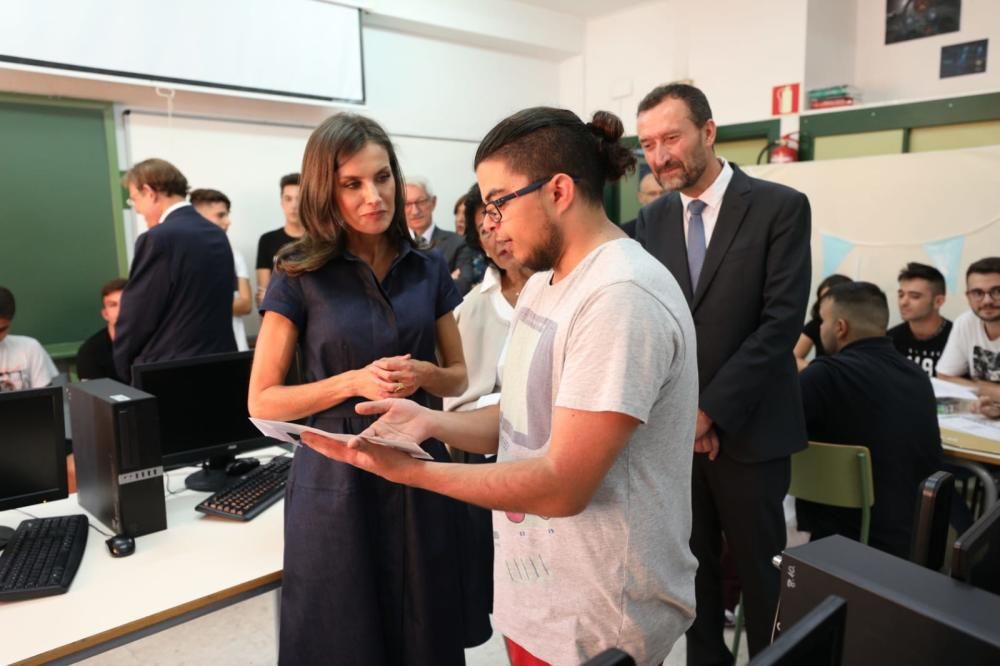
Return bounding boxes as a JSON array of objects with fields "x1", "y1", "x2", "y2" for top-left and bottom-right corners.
[{"x1": 406, "y1": 175, "x2": 435, "y2": 199}]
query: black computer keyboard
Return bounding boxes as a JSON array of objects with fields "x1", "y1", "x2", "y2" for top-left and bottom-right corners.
[
  {"x1": 0, "y1": 514, "x2": 89, "y2": 602},
  {"x1": 196, "y1": 455, "x2": 292, "y2": 521}
]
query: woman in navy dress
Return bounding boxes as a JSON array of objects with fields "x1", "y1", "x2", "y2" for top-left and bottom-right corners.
[{"x1": 248, "y1": 113, "x2": 468, "y2": 665}]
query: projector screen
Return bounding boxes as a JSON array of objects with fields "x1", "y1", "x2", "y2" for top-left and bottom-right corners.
[{"x1": 0, "y1": 0, "x2": 363, "y2": 103}]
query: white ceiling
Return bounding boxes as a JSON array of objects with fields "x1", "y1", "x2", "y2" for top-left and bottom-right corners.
[{"x1": 515, "y1": 0, "x2": 653, "y2": 19}]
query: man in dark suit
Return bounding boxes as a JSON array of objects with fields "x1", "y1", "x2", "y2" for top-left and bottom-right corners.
[
  {"x1": 114, "y1": 159, "x2": 237, "y2": 382},
  {"x1": 404, "y1": 178, "x2": 483, "y2": 294},
  {"x1": 635, "y1": 84, "x2": 811, "y2": 663}
]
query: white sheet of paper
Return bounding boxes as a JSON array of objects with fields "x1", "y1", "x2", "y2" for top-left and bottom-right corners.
[
  {"x1": 931, "y1": 378, "x2": 978, "y2": 401},
  {"x1": 249, "y1": 417, "x2": 434, "y2": 460},
  {"x1": 939, "y1": 414, "x2": 1000, "y2": 443}
]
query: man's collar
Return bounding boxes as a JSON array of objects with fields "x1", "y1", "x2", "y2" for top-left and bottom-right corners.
[
  {"x1": 680, "y1": 158, "x2": 733, "y2": 211},
  {"x1": 159, "y1": 200, "x2": 191, "y2": 224}
]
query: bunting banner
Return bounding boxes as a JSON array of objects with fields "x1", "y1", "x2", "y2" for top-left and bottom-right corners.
[
  {"x1": 821, "y1": 233, "x2": 855, "y2": 276},
  {"x1": 923, "y1": 235, "x2": 966, "y2": 295}
]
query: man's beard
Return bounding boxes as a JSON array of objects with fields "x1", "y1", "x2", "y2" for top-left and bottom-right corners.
[
  {"x1": 521, "y1": 217, "x2": 564, "y2": 272},
  {"x1": 656, "y1": 149, "x2": 708, "y2": 192}
]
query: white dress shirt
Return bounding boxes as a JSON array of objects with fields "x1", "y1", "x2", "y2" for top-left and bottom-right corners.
[{"x1": 680, "y1": 159, "x2": 733, "y2": 247}]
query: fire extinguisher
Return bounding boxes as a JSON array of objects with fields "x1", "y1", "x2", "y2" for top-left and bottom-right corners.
[{"x1": 757, "y1": 132, "x2": 799, "y2": 164}]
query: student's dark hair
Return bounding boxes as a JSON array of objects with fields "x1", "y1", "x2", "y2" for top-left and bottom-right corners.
[
  {"x1": 810, "y1": 273, "x2": 852, "y2": 320},
  {"x1": 822, "y1": 281, "x2": 889, "y2": 333},
  {"x1": 453, "y1": 193, "x2": 466, "y2": 216},
  {"x1": 123, "y1": 158, "x2": 189, "y2": 197},
  {"x1": 280, "y1": 173, "x2": 300, "y2": 192},
  {"x1": 189, "y1": 188, "x2": 231, "y2": 210},
  {"x1": 474, "y1": 107, "x2": 636, "y2": 206},
  {"x1": 967, "y1": 256, "x2": 1000, "y2": 278},
  {"x1": 100, "y1": 278, "x2": 128, "y2": 301},
  {"x1": 0, "y1": 286, "x2": 14, "y2": 320},
  {"x1": 898, "y1": 262, "x2": 945, "y2": 296},
  {"x1": 276, "y1": 114, "x2": 412, "y2": 276},
  {"x1": 462, "y1": 183, "x2": 484, "y2": 249},
  {"x1": 637, "y1": 83, "x2": 714, "y2": 128}
]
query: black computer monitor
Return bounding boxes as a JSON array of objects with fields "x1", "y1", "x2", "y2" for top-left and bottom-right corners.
[
  {"x1": 132, "y1": 350, "x2": 274, "y2": 491},
  {"x1": 0, "y1": 386, "x2": 67, "y2": 546},
  {"x1": 755, "y1": 594, "x2": 847, "y2": 666},
  {"x1": 952, "y1": 501, "x2": 1000, "y2": 595}
]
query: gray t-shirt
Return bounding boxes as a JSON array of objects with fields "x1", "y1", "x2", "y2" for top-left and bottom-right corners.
[{"x1": 494, "y1": 238, "x2": 698, "y2": 666}]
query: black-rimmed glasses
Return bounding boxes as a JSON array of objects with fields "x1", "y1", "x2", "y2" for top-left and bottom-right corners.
[
  {"x1": 483, "y1": 175, "x2": 579, "y2": 225},
  {"x1": 967, "y1": 287, "x2": 1000, "y2": 302}
]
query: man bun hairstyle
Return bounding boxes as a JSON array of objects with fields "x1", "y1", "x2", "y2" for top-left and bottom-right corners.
[{"x1": 474, "y1": 107, "x2": 636, "y2": 205}]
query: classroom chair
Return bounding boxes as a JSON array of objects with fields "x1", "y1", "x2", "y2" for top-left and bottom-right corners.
[
  {"x1": 909, "y1": 471, "x2": 954, "y2": 571},
  {"x1": 731, "y1": 442, "x2": 873, "y2": 660}
]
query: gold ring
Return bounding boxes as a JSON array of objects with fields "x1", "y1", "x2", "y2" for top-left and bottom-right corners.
[{"x1": 393, "y1": 382, "x2": 405, "y2": 393}]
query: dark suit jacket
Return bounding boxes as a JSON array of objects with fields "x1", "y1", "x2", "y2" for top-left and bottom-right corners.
[
  {"x1": 636, "y1": 165, "x2": 811, "y2": 463},
  {"x1": 114, "y1": 205, "x2": 237, "y2": 381},
  {"x1": 428, "y1": 227, "x2": 483, "y2": 295}
]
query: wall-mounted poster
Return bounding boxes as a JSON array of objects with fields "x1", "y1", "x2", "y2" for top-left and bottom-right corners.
[
  {"x1": 886, "y1": 0, "x2": 961, "y2": 45},
  {"x1": 941, "y1": 39, "x2": 988, "y2": 78}
]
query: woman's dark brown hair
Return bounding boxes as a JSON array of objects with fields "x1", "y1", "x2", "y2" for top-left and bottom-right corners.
[{"x1": 276, "y1": 113, "x2": 412, "y2": 275}]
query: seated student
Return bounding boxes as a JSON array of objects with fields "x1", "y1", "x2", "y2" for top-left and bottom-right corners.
[
  {"x1": 0, "y1": 286, "x2": 58, "y2": 392},
  {"x1": 888, "y1": 262, "x2": 952, "y2": 377},
  {"x1": 190, "y1": 188, "x2": 251, "y2": 350},
  {"x1": 937, "y1": 256, "x2": 1000, "y2": 418},
  {"x1": 77, "y1": 278, "x2": 127, "y2": 382},
  {"x1": 797, "y1": 282, "x2": 942, "y2": 558},
  {"x1": 794, "y1": 273, "x2": 852, "y2": 371}
]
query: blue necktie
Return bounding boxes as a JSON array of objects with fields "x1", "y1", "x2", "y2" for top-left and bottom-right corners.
[{"x1": 687, "y1": 199, "x2": 707, "y2": 290}]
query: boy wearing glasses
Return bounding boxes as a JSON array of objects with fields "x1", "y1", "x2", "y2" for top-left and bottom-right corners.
[{"x1": 938, "y1": 256, "x2": 1000, "y2": 417}]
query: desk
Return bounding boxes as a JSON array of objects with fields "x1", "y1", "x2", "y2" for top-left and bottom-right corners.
[
  {"x1": 940, "y1": 416, "x2": 1000, "y2": 510},
  {"x1": 0, "y1": 448, "x2": 287, "y2": 665}
]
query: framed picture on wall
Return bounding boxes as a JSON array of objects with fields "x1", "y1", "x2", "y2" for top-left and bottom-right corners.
[
  {"x1": 885, "y1": 0, "x2": 961, "y2": 45},
  {"x1": 940, "y1": 39, "x2": 988, "y2": 78}
]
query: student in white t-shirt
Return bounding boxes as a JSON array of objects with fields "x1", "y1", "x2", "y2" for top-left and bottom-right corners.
[
  {"x1": 0, "y1": 286, "x2": 57, "y2": 392},
  {"x1": 296, "y1": 107, "x2": 700, "y2": 665},
  {"x1": 191, "y1": 189, "x2": 251, "y2": 351},
  {"x1": 937, "y1": 256, "x2": 1000, "y2": 417}
]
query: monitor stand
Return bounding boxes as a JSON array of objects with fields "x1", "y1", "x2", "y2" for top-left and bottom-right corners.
[
  {"x1": 184, "y1": 453, "x2": 237, "y2": 492},
  {"x1": 0, "y1": 525, "x2": 14, "y2": 550}
]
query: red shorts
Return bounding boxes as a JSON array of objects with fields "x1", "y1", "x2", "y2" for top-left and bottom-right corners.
[{"x1": 504, "y1": 636, "x2": 552, "y2": 666}]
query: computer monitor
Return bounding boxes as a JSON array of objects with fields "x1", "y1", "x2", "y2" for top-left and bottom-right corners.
[
  {"x1": 952, "y1": 500, "x2": 1000, "y2": 595},
  {"x1": 755, "y1": 594, "x2": 847, "y2": 666},
  {"x1": 132, "y1": 350, "x2": 275, "y2": 491},
  {"x1": 0, "y1": 386, "x2": 67, "y2": 546}
]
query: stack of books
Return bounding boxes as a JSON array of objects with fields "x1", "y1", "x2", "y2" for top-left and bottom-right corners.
[{"x1": 807, "y1": 85, "x2": 860, "y2": 109}]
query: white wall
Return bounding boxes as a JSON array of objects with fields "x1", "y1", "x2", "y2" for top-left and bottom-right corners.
[
  {"x1": 570, "y1": 0, "x2": 810, "y2": 134},
  {"x1": 853, "y1": 0, "x2": 1000, "y2": 104}
]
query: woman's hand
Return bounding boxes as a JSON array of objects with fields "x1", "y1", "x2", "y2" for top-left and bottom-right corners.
[{"x1": 370, "y1": 354, "x2": 425, "y2": 399}]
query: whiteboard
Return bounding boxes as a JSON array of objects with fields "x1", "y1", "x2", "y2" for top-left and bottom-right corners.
[
  {"x1": 125, "y1": 111, "x2": 478, "y2": 335},
  {"x1": 0, "y1": 0, "x2": 363, "y2": 102}
]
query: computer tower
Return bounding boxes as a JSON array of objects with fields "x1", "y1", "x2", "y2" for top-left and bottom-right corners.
[
  {"x1": 69, "y1": 379, "x2": 167, "y2": 537},
  {"x1": 776, "y1": 536, "x2": 1000, "y2": 664}
]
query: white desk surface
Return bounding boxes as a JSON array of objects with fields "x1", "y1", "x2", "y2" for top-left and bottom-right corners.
[{"x1": 0, "y1": 447, "x2": 288, "y2": 665}]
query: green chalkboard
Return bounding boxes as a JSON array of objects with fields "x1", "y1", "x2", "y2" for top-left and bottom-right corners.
[{"x1": 0, "y1": 94, "x2": 127, "y2": 354}]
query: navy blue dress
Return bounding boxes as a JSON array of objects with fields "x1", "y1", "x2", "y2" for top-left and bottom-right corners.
[{"x1": 262, "y1": 244, "x2": 467, "y2": 665}]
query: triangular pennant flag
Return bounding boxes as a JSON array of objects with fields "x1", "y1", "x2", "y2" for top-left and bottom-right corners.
[
  {"x1": 923, "y1": 236, "x2": 965, "y2": 295},
  {"x1": 821, "y1": 233, "x2": 855, "y2": 276}
]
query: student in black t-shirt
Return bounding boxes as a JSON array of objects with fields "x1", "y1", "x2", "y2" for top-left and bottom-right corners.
[
  {"x1": 798, "y1": 282, "x2": 942, "y2": 558},
  {"x1": 887, "y1": 262, "x2": 952, "y2": 377},
  {"x1": 794, "y1": 273, "x2": 851, "y2": 371},
  {"x1": 255, "y1": 172, "x2": 303, "y2": 305},
  {"x1": 76, "y1": 278, "x2": 127, "y2": 382}
]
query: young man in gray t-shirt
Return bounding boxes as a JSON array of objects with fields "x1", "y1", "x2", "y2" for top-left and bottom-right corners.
[{"x1": 299, "y1": 107, "x2": 699, "y2": 665}]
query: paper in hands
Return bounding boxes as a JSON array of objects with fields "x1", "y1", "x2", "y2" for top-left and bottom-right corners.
[{"x1": 250, "y1": 417, "x2": 434, "y2": 460}]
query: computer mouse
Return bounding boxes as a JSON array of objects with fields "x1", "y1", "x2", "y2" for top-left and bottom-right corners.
[
  {"x1": 106, "y1": 534, "x2": 135, "y2": 558},
  {"x1": 225, "y1": 457, "x2": 260, "y2": 476}
]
